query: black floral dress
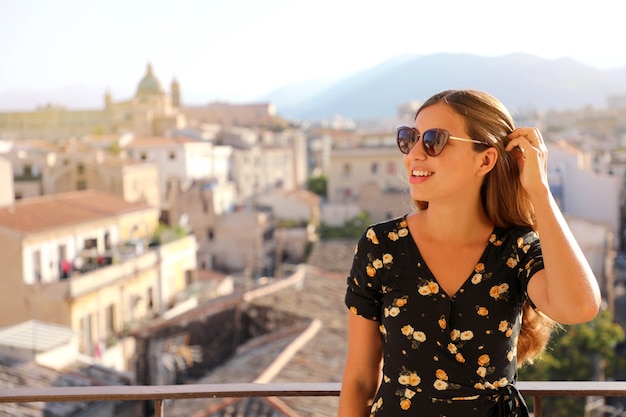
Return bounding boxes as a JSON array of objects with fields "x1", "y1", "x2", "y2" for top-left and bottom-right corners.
[{"x1": 345, "y1": 215, "x2": 543, "y2": 417}]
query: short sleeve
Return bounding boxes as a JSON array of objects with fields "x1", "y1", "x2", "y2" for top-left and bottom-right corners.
[
  {"x1": 515, "y1": 229, "x2": 544, "y2": 308},
  {"x1": 344, "y1": 226, "x2": 384, "y2": 321}
]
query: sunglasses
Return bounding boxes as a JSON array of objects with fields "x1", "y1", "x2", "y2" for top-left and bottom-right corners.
[{"x1": 396, "y1": 126, "x2": 489, "y2": 157}]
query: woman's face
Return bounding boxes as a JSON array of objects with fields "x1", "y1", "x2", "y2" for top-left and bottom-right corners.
[{"x1": 404, "y1": 102, "x2": 486, "y2": 205}]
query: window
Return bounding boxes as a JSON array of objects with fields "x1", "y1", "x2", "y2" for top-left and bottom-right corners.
[
  {"x1": 106, "y1": 304, "x2": 116, "y2": 336},
  {"x1": 169, "y1": 151, "x2": 176, "y2": 160},
  {"x1": 77, "y1": 180, "x2": 87, "y2": 190},
  {"x1": 371, "y1": 163, "x2": 378, "y2": 174},
  {"x1": 147, "y1": 287, "x2": 154, "y2": 311},
  {"x1": 84, "y1": 238, "x2": 97, "y2": 249},
  {"x1": 32, "y1": 250, "x2": 42, "y2": 282},
  {"x1": 343, "y1": 163, "x2": 351, "y2": 178},
  {"x1": 80, "y1": 313, "x2": 93, "y2": 354},
  {"x1": 77, "y1": 164, "x2": 84, "y2": 174}
]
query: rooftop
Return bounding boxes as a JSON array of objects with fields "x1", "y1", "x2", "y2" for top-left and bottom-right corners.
[
  {"x1": 0, "y1": 189, "x2": 152, "y2": 233},
  {"x1": 166, "y1": 263, "x2": 351, "y2": 417},
  {"x1": 0, "y1": 320, "x2": 75, "y2": 353}
]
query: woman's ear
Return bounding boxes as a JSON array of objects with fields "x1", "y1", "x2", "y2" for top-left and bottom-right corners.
[{"x1": 477, "y1": 147, "x2": 498, "y2": 176}]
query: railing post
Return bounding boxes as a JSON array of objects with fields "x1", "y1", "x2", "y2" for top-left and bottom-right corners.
[
  {"x1": 155, "y1": 399, "x2": 164, "y2": 417},
  {"x1": 534, "y1": 395, "x2": 542, "y2": 417}
]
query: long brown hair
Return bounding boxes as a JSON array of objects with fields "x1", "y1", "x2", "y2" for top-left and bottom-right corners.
[{"x1": 414, "y1": 89, "x2": 555, "y2": 365}]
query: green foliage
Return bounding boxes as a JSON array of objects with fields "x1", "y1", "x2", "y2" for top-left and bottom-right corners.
[
  {"x1": 276, "y1": 219, "x2": 308, "y2": 228},
  {"x1": 306, "y1": 174, "x2": 327, "y2": 198},
  {"x1": 518, "y1": 309, "x2": 626, "y2": 416},
  {"x1": 106, "y1": 141, "x2": 121, "y2": 155},
  {"x1": 151, "y1": 223, "x2": 188, "y2": 245},
  {"x1": 320, "y1": 212, "x2": 371, "y2": 239}
]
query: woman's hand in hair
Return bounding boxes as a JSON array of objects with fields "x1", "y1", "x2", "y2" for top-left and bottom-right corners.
[{"x1": 505, "y1": 127, "x2": 549, "y2": 198}]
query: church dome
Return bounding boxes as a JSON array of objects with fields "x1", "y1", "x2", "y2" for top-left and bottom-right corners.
[{"x1": 136, "y1": 63, "x2": 165, "y2": 97}]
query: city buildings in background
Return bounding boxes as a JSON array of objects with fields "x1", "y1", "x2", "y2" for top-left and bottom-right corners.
[{"x1": 0, "y1": 63, "x2": 625, "y2": 417}]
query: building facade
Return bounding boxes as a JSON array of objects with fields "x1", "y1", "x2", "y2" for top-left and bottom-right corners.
[{"x1": 0, "y1": 190, "x2": 197, "y2": 366}]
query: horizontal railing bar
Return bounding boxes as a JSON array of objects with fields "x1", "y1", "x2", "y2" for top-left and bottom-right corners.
[{"x1": 0, "y1": 381, "x2": 625, "y2": 404}]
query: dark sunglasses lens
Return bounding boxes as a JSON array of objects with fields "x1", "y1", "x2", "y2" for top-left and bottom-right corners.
[
  {"x1": 422, "y1": 129, "x2": 447, "y2": 156},
  {"x1": 397, "y1": 128, "x2": 413, "y2": 154}
]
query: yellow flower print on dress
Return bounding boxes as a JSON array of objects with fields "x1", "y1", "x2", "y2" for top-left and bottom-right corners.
[
  {"x1": 489, "y1": 283, "x2": 510, "y2": 300},
  {"x1": 395, "y1": 366, "x2": 421, "y2": 410},
  {"x1": 477, "y1": 354, "x2": 490, "y2": 366},
  {"x1": 397, "y1": 366, "x2": 422, "y2": 387},
  {"x1": 506, "y1": 257, "x2": 518, "y2": 268},
  {"x1": 366, "y1": 253, "x2": 393, "y2": 278},
  {"x1": 433, "y1": 368, "x2": 460, "y2": 391},
  {"x1": 517, "y1": 237, "x2": 531, "y2": 253},
  {"x1": 366, "y1": 228, "x2": 379, "y2": 244},
  {"x1": 417, "y1": 278, "x2": 440, "y2": 296},
  {"x1": 401, "y1": 324, "x2": 427, "y2": 349},
  {"x1": 493, "y1": 377, "x2": 509, "y2": 388},
  {"x1": 450, "y1": 329, "x2": 474, "y2": 341},
  {"x1": 498, "y1": 320, "x2": 514, "y2": 337},
  {"x1": 460, "y1": 330, "x2": 474, "y2": 340},
  {"x1": 384, "y1": 296, "x2": 408, "y2": 318},
  {"x1": 388, "y1": 221, "x2": 409, "y2": 241},
  {"x1": 438, "y1": 315, "x2": 447, "y2": 330},
  {"x1": 489, "y1": 233, "x2": 503, "y2": 246},
  {"x1": 476, "y1": 306, "x2": 489, "y2": 317},
  {"x1": 449, "y1": 329, "x2": 473, "y2": 361},
  {"x1": 435, "y1": 369, "x2": 448, "y2": 381},
  {"x1": 471, "y1": 263, "x2": 493, "y2": 284},
  {"x1": 476, "y1": 354, "x2": 496, "y2": 380},
  {"x1": 369, "y1": 396, "x2": 383, "y2": 415}
]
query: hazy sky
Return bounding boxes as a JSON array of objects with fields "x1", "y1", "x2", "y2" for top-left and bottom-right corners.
[{"x1": 1, "y1": 0, "x2": 625, "y2": 107}]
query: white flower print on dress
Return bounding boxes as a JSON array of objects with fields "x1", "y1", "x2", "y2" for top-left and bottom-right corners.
[
  {"x1": 395, "y1": 366, "x2": 422, "y2": 410},
  {"x1": 417, "y1": 278, "x2": 440, "y2": 296}
]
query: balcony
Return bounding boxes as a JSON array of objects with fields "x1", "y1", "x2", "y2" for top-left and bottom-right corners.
[{"x1": 1, "y1": 381, "x2": 625, "y2": 417}]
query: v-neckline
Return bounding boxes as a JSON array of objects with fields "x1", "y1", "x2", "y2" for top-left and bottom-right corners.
[{"x1": 404, "y1": 216, "x2": 496, "y2": 298}]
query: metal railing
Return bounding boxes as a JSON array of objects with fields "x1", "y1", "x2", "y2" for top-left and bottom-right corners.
[{"x1": 1, "y1": 381, "x2": 626, "y2": 417}]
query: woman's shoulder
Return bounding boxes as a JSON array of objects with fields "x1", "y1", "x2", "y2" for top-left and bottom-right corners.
[
  {"x1": 357, "y1": 215, "x2": 412, "y2": 247},
  {"x1": 365, "y1": 215, "x2": 410, "y2": 235},
  {"x1": 491, "y1": 225, "x2": 539, "y2": 246}
]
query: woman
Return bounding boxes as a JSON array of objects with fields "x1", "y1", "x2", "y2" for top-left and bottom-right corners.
[{"x1": 338, "y1": 89, "x2": 601, "y2": 416}]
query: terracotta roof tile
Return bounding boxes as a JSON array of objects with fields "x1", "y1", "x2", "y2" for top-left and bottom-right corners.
[
  {"x1": 125, "y1": 136, "x2": 199, "y2": 148},
  {"x1": 168, "y1": 267, "x2": 349, "y2": 417},
  {"x1": 0, "y1": 190, "x2": 151, "y2": 233},
  {"x1": 306, "y1": 239, "x2": 357, "y2": 274}
]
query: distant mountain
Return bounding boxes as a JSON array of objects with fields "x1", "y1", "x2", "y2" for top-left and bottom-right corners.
[{"x1": 264, "y1": 53, "x2": 626, "y2": 120}]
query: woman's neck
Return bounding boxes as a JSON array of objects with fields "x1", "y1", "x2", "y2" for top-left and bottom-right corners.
[{"x1": 410, "y1": 202, "x2": 493, "y2": 245}]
